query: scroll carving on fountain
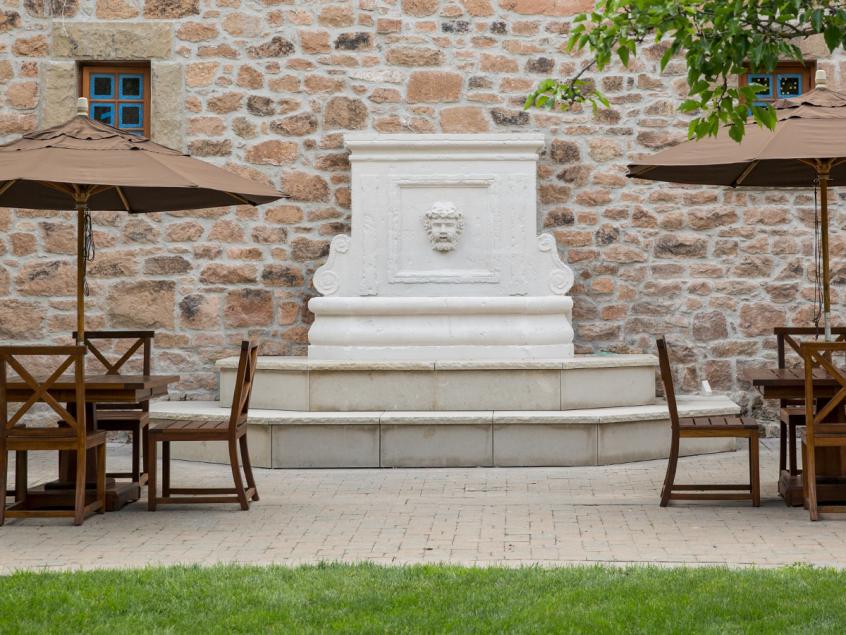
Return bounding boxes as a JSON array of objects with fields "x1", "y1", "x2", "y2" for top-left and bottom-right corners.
[{"x1": 309, "y1": 133, "x2": 575, "y2": 360}]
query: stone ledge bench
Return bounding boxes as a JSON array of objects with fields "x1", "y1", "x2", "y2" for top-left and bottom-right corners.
[{"x1": 150, "y1": 395, "x2": 740, "y2": 469}]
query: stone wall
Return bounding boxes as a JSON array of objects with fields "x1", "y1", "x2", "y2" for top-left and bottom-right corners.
[{"x1": 0, "y1": 0, "x2": 842, "y2": 410}]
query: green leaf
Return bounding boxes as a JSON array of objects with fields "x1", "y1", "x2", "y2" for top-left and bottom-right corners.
[
  {"x1": 728, "y1": 123, "x2": 743, "y2": 142},
  {"x1": 811, "y1": 8, "x2": 824, "y2": 32},
  {"x1": 679, "y1": 99, "x2": 701, "y2": 113},
  {"x1": 659, "y1": 46, "x2": 674, "y2": 71},
  {"x1": 824, "y1": 24, "x2": 841, "y2": 52}
]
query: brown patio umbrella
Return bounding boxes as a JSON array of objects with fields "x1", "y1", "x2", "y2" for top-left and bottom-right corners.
[
  {"x1": 0, "y1": 98, "x2": 285, "y2": 344},
  {"x1": 628, "y1": 70, "x2": 846, "y2": 340}
]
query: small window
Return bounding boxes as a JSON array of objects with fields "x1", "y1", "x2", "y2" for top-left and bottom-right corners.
[
  {"x1": 741, "y1": 62, "x2": 814, "y2": 108},
  {"x1": 81, "y1": 65, "x2": 150, "y2": 136}
]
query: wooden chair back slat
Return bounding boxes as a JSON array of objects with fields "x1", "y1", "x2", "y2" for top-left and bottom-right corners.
[
  {"x1": 801, "y1": 342, "x2": 846, "y2": 430},
  {"x1": 776, "y1": 327, "x2": 846, "y2": 368},
  {"x1": 73, "y1": 330, "x2": 154, "y2": 376},
  {"x1": 74, "y1": 330, "x2": 153, "y2": 412},
  {"x1": 0, "y1": 346, "x2": 87, "y2": 437},
  {"x1": 655, "y1": 336, "x2": 680, "y2": 432},
  {"x1": 228, "y1": 341, "x2": 258, "y2": 434}
]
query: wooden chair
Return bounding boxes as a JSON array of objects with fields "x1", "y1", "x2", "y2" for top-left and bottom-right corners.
[
  {"x1": 0, "y1": 346, "x2": 106, "y2": 526},
  {"x1": 74, "y1": 330, "x2": 153, "y2": 486},
  {"x1": 147, "y1": 341, "x2": 259, "y2": 511},
  {"x1": 800, "y1": 341, "x2": 846, "y2": 521},
  {"x1": 775, "y1": 327, "x2": 846, "y2": 479},
  {"x1": 656, "y1": 337, "x2": 761, "y2": 507}
]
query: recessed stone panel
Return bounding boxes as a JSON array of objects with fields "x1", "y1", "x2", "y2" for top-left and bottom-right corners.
[
  {"x1": 272, "y1": 424, "x2": 379, "y2": 468},
  {"x1": 381, "y1": 421, "x2": 492, "y2": 467},
  {"x1": 561, "y1": 366, "x2": 655, "y2": 409},
  {"x1": 310, "y1": 370, "x2": 436, "y2": 411},
  {"x1": 168, "y1": 423, "x2": 271, "y2": 468},
  {"x1": 220, "y1": 369, "x2": 308, "y2": 410},
  {"x1": 435, "y1": 369, "x2": 560, "y2": 410},
  {"x1": 598, "y1": 419, "x2": 736, "y2": 465},
  {"x1": 494, "y1": 423, "x2": 597, "y2": 466}
]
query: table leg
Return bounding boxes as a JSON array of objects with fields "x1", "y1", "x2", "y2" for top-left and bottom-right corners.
[
  {"x1": 53, "y1": 402, "x2": 101, "y2": 486},
  {"x1": 37, "y1": 401, "x2": 139, "y2": 511}
]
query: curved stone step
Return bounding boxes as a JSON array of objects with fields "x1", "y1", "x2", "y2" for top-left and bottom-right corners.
[
  {"x1": 150, "y1": 395, "x2": 740, "y2": 469},
  {"x1": 215, "y1": 354, "x2": 659, "y2": 412}
]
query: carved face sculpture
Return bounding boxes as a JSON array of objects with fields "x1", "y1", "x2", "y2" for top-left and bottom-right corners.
[{"x1": 423, "y1": 202, "x2": 464, "y2": 252}]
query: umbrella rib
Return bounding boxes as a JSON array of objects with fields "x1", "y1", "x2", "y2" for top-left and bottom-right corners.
[
  {"x1": 225, "y1": 191, "x2": 252, "y2": 206},
  {"x1": 733, "y1": 161, "x2": 759, "y2": 186},
  {"x1": 114, "y1": 186, "x2": 132, "y2": 212},
  {"x1": 36, "y1": 180, "x2": 75, "y2": 197},
  {"x1": 0, "y1": 179, "x2": 16, "y2": 196},
  {"x1": 628, "y1": 165, "x2": 658, "y2": 178}
]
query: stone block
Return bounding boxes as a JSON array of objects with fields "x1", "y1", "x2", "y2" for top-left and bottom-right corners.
[
  {"x1": 381, "y1": 415, "x2": 493, "y2": 467},
  {"x1": 561, "y1": 366, "x2": 655, "y2": 409},
  {"x1": 169, "y1": 423, "x2": 271, "y2": 468},
  {"x1": 597, "y1": 419, "x2": 735, "y2": 465},
  {"x1": 272, "y1": 423, "x2": 379, "y2": 468},
  {"x1": 435, "y1": 369, "x2": 560, "y2": 410},
  {"x1": 309, "y1": 370, "x2": 436, "y2": 411},
  {"x1": 151, "y1": 62, "x2": 183, "y2": 150},
  {"x1": 51, "y1": 23, "x2": 172, "y2": 59},
  {"x1": 40, "y1": 62, "x2": 76, "y2": 128},
  {"x1": 220, "y1": 368, "x2": 308, "y2": 410},
  {"x1": 493, "y1": 423, "x2": 597, "y2": 466}
]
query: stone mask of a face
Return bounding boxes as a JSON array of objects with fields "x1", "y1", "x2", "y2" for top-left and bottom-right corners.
[{"x1": 423, "y1": 202, "x2": 464, "y2": 252}]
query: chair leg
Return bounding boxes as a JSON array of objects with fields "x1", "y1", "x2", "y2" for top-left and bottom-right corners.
[
  {"x1": 802, "y1": 441, "x2": 810, "y2": 510},
  {"x1": 228, "y1": 439, "x2": 249, "y2": 510},
  {"x1": 131, "y1": 423, "x2": 141, "y2": 484},
  {"x1": 660, "y1": 434, "x2": 680, "y2": 507},
  {"x1": 96, "y1": 443, "x2": 106, "y2": 515},
  {"x1": 805, "y1": 440, "x2": 819, "y2": 521},
  {"x1": 15, "y1": 451, "x2": 27, "y2": 502},
  {"x1": 749, "y1": 434, "x2": 760, "y2": 507},
  {"x1": 147, "y1": 434, "x2": 157, "y2": 512},
  {"x1": 788, "y1": 422, "x2": 798, "y2": 476},
  {"x1": 0, "y1": 444, "x2": 7, "y2": 527},
  {"x1": 239, "y1": 435, "x2": 259, "y2": 502},
  {"x1": 73, "y1": 446, "x2": 86, "y2": 526},
  {"x1": 140, "y1": 425, "x2": 149, "y2": 486},
  {"x1": 162, "y1": 441, "x2": 171, "y2": 498},
  {"x1": 779, "y1": 421, "x2": 787, "y2": 474}
]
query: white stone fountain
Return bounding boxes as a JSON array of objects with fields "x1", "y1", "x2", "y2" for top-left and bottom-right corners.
[
  {"x1": 308, "y1": 133, "x2": 575, "y2": 360},
  {"x1": 151, "y1": 133, "x2": 740, "y2": 469}
]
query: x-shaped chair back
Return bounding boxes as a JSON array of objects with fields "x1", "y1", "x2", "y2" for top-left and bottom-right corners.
[
  {"x1": 74, "y1": 330, "x2": 153, "y2": 377},
  {"x1": 777, "y1": 328, "x2": 846, "y2": 372},
  {"x1": 227, "y1": 341, "x2": 258, "y2": 435},
  {"x1": 74, "y1": 330, "x2": 153, "y2": 412},
  {"x1": 0, "y1": 346, "x2": 86, "y2": 440},
  {"x1": 801, "y1": 341, "x2": 846, "y2": 438}
]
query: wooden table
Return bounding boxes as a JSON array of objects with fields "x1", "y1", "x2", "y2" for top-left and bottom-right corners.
[
  {"x1": 746, "y1": 367, "x2": 846, "y2": 506},
  {"x1": 5, "y1": 374, "x2": 178, "y2": 511}
]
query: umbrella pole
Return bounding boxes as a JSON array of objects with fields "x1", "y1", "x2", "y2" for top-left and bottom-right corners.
[
  {"x1": 76, "y1": 200, "x2": 86, "y2": 346},
  {"x1": 819, "y1": 164, "x2": 832, "y2": 341}
]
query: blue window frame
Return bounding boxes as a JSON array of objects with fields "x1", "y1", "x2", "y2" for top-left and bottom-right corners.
[
  {"x1": 90, "y1": 74, "x2": 114, "y2": 99},
  {"x1": 119, "y1": 103, "x2": 143, "y2": 128},
  {"x1": 83, "y1": 65, "x2": 149, "y2": 135},
  {"x1": 119, "y1": 74, "x2": 144, "y2": 100},
  {"x1": 90, "y1": 103, "x2": 114, "y2": 126},
  {"x1": 777, "y1": 74, "x2": 802, "y2": 98},
  {"x1": 747, "y1": 74, "x2": 773, "y2": 98}
]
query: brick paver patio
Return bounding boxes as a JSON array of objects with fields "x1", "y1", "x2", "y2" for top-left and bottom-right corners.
[{"x1": 2, "y1": 441, "x2": 843, "y2": 573}]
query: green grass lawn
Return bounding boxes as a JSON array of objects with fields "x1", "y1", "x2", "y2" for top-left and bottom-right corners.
[{"x1": 2, "y1": 563, "x2": 845, "y2": 633}]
